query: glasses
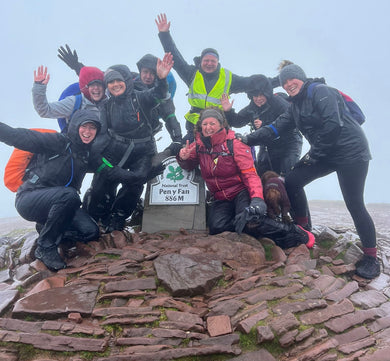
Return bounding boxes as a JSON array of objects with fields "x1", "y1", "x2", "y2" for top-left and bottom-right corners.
[
  {"x1": 87, "y1": 82, "x2": 103, "y2": 88},
  {"x1": 80, "y1": 123, "x2": 97, "y2": 130}
]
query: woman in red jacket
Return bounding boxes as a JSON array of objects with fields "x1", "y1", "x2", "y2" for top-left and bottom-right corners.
[{"x1": 177, "y1": 107, "x2": 314, "y2": 249}]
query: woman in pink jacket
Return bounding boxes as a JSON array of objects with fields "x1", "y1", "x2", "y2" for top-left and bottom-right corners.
[{"x1": 177, "y1": 107, "x2": 314, "y2": 249}]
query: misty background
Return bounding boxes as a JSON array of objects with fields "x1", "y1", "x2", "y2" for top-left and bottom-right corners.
[{"x1": 0, "y1": 0, "x2": 389, "y2": 218}]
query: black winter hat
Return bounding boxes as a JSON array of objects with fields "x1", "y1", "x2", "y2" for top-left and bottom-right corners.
[
  {"x1": 279, "y1": 64, "x2": 307, "y2": 86},
  {"x1": 136, "y1": 54, "x2": 158, "y2": 73}
]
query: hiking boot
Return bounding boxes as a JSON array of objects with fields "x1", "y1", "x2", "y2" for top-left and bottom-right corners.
[
  {"x1": 128, "y1": 200, "x2": 144, "y2": 227},
  {"x1": 104, "y1": 214, "x2": 126, "y2": 233},
  {"x1": 297, "y1": 225, "x2": 315, "y2": 248},
  {"x1": 355, "y1": 255, "x2": 380, "y2": 279},
  {"x1": 34, "y1": 246, "x2": 66, "y2": 271}
]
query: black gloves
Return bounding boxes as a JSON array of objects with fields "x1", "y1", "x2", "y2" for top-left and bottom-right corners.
[
  {"x1": 247, "y1": 197, "x2": 267, "y2": 216},
  {"x1": 233, "y1": 198, "x2": 267, "y2": 234},
  {"x1": 167, "y1": 141, "x2": 182, "y2": 156},
  {"x1": 294, "y1": 152, "x2": 318, "y2": 169},
  {"x1": 235, "y1": 133, "x2": 249, "y2": 145},
  {"x1": 103, "y1": 166, "x2": 134, "y2": 183},
  {"x1": 146, "y1": 163, "x2": 166, "y2": 182},
  {"x1": 102, "y1": 163, "x2": 166, "y2": 185},
  {"x1": 57, "y1": 44, "x2": 84, "y2": 76}
]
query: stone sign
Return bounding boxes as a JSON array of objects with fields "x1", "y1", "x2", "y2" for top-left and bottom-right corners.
[
  {"x1": 149, "y1": 157, "x2": 199, "y2": 205},
  {"x1": 142, "y1": 154, "x2": 207, "y2": 233}
]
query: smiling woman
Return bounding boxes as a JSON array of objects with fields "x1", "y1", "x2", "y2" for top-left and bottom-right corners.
[
  {"x1": 78, "y1": 121, "x2": 98, "y2": 144},
  {"x1": 0, "y1": 110, "x2": 103, "y2": 271},
  {"x1": 242, "y1": 63, "x2": 380, "y2": 280}
]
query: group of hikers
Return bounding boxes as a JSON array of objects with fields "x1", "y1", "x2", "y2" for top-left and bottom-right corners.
[{"x1": 0, "y1": 13, "x2": 379, "y2": 280}]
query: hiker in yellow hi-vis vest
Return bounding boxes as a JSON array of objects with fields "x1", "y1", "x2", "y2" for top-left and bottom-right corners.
[{"x1": 155, "y1": 13, "x2": 279, "y2": 149}]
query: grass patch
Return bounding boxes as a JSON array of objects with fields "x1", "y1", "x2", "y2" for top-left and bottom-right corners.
[
  {"x1": 94, "y1": 253, "x2": 120, "y2": 260},
  {"x1": 318, "y1": 238, "x2": 335, "y2": 250},
  {"x1": 262, "y1": 338, "x2": 285, "y2": 357},
  {"x1": 263, "y1": 243, "x2": 274, "y2": 261},
  {"x1": 102, "y1": 324, "x2": 123, "y2": 336},
  {"x1": 273, "y1": 267, "x2": 284, "y2": 276},
  {"x1": 239, "y1": 327, "x2": 258, "y2": 351},
  {"x1": 175, "y1": 355, "x2": 231, "y2": 361}
]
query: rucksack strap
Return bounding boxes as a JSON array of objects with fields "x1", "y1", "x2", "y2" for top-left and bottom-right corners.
[{"x1": 196, "y1": 138, "x2": 234, "y2": 156}]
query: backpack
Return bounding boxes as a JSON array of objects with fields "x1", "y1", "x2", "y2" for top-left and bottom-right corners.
[
  {"x1": 4, "y1": 129, "x2": 57, "y2": 192},
  {"x1": 57, "y1": 82, "x2": 83, "y2": 132},
  {"x1": 307, "y1": 82, "x2": 365, "y2": 125}
]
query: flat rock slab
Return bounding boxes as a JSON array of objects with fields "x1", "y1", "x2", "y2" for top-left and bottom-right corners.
[
  {"x1": 349, "y1": 289, "x2": 388, "y2": 309},
  {"x1": 12, "y1": 283, "x2": 99, "y2": 319},
  {"x1": 229, "y1": 349, "x2": 276, "y2": 361},
  {"x1": 154, "y1": 253, "x2": 223, "y2": 296},
  {"x1": 0, "y1": 289, "x2": 18, "y2": 315}
]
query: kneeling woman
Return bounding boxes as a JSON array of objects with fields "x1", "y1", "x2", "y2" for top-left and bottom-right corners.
[
  {"x1": 1, "y1": 110, "x2": 102, "y2": 271},
  {"x1": 177, "y1": 107, "x2": 314, "y2": 249}
]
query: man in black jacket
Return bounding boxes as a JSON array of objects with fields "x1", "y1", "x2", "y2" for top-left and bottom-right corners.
[{"x1": 155, "y1": 13, "x2": 277, "y2": 144}]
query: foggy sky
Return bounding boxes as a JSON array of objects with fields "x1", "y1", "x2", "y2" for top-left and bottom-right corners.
[{"x1": 0, "y1": 0, "x2": 388, "y2": 218}]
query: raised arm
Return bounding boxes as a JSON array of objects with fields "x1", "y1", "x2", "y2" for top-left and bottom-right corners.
[
  {"x1": 155, "y1": 13, "x2": 196, "y2": 86},
  {"x1": 57, "y1": 44, "x2": 85, "y2": 76},
  {"x1": 156, "y1": 53, "x2": 174, "y2": 80},
  {"x1": 34, "y1": 65, "x2": 50, "y2": 85},
  {"x1": 32, "y1": 66, "x2": 77, "y2": 120},
  {"x1": 155, "y1": 13, "x2": 170, "y2": 32}
]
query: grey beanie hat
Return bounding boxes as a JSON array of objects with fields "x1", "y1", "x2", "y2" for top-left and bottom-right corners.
[
  {"x1": 200, "y1": 108, "x2": 225, "y2": 124},
  {"x1": 279, "y1": 64, "x2": 307, "y2": 86},
  {"x1": 104, "y1": 68, "x2": 125, "y2": 85}
]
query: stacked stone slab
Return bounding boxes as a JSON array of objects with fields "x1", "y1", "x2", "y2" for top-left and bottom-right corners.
[{"x1": 0, "y1": 226, "x2": 390, "y2": 360}]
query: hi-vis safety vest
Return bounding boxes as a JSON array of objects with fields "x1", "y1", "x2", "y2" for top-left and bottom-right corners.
[{"x1": 185, "y1": 68, "x2": 232, "y2": 125}]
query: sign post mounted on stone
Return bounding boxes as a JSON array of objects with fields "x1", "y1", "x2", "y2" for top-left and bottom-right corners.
[{"x1": 142, "y1": 155, "x2": 206, "y2": 233}]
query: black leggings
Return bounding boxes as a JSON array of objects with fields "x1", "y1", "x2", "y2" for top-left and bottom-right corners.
[{"x1": 285, "y1": 161, "x2": 376, "y2": 248}]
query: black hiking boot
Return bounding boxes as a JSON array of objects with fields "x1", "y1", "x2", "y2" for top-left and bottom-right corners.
[
  {"x1": 128, "y1": 199, "x2": 144, "y2": 227},
  {"x1": 355, "y1": 254, "x2": 380, "y2": 279},
  {"x1": 34, "y1": 246, "x2": 67, "y2": 271},
  {"x1": 104, "y1": 213, "x2": 126, "y2": 233}
]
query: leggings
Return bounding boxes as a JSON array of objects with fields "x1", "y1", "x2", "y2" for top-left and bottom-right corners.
[{"x1": 285, "y1": 160, "x2": 376, "y2": 248}]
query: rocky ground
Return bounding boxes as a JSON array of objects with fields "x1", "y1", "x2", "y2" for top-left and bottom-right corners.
[{"x1": 0, "y1": 201, "x2": 389, "y2": 361}]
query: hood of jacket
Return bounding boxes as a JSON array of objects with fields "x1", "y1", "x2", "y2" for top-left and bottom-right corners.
[
  {"x1": 67, "y1": 109, "x2": 101, "y2": 149},
  {"x1": 136, "y1": 54, "x2": 158, "y2": 74},
  {"x1": 79, "y1": 66, "x2": 105, "y2": 102},
  {"x1": 105, "y1": 64, "x2": 134, "y2": 97},
  {"x1": 246, "y1": 74, "x2": 273, "y2": 100}
]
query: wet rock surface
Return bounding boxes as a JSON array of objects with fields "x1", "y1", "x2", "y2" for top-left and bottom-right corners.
[{"x1": 0, "y1": 201, "x2": 389, "y2": 360}]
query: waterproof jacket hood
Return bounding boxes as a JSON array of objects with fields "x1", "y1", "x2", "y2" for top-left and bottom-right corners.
[
  {"x1": 67, "y1": 109, "x2": 101, "y2": 149},
  {"x1": 79, "y1": 66, "x2": 105, "y2": 102},
  {"x1": 136, "y1": 54, "x2": 158, "y2": 74},
  {"x1": 105, "y1": 64, "x2": 134, "y2": 97},
  {"x1": 246, "y1": 74, "x2": 273, "y2": 100}
]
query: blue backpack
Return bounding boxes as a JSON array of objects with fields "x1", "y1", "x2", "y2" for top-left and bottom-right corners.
[
  {"x1": 57, "y1": 82, "x2": 83, "y2": 132},
  {"x1": 307, "y1": 82, "x2": 365, "y2": 125},
  {"x1": 166, "y1": 72, "x2": 176, "y2": 99}
]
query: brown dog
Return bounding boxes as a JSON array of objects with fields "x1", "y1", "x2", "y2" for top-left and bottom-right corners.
[{"x1": 261, "y1": 171, "x2": 292, "y2": 223}]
